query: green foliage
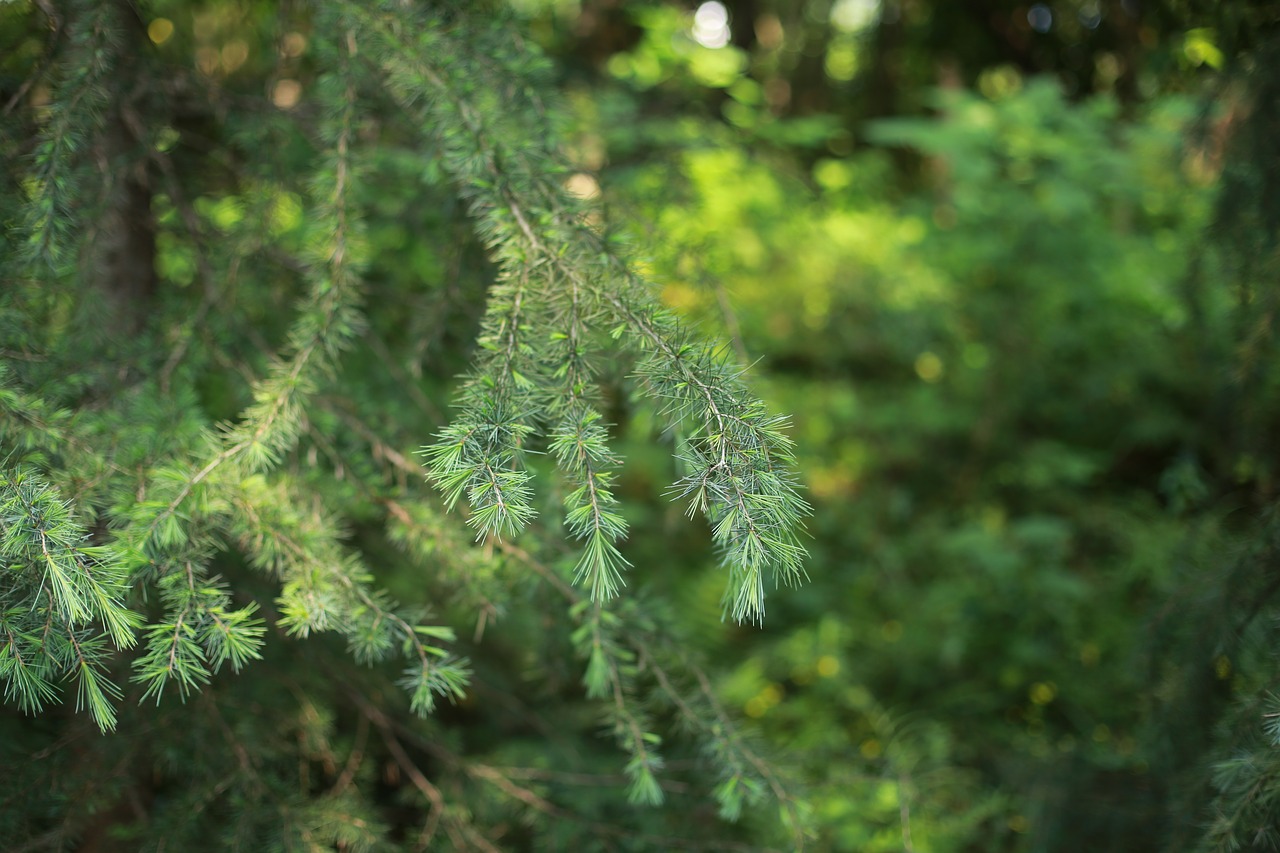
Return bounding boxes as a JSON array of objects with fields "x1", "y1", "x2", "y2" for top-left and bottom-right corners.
[
  {"x1": 7, "y1": 0, "x2": 1280, "y2": 849},
  {"x1": 0, "y1": 1, "x2": 811, "y2": 850},
  {"x1": 19, "y1": 0, "x2": 123, "y2": 270},
  {"x1": 0, "y1": 468, "x2": 138, "y2": 731}
]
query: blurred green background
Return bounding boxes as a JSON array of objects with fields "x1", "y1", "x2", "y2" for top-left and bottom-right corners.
[{"x1": 504, "y1": 1, "x2": 1278, "y2": 850}]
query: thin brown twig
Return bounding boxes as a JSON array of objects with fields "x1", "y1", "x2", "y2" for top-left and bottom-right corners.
[
  {"x1": 330, "y1": 707, "x2": 370, "y2": 797},
  {"x1": 352, "y1": 692, "x2": 495, "y2": 853},
  {"x1": 353, "y1": 687, "x2": 776, "y2": 852}
]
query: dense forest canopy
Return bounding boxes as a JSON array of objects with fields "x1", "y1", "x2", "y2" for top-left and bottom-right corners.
[{"x1": 3, "y1": 1, "x2": 1280, "y2": 851}]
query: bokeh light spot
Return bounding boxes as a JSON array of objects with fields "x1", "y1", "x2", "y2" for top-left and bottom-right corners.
[
  {"x1": 1029, "y1": 681, "x2": 1057, "y2": 705},
  {"x1": 273, "y1": 79, "x2": 302, "y2": 109},
  {"x1": 915, "y1": 351, "x2": 943, "y2": 382},
  {"x1": 221, "y1": 40, "x2": 249, "y2": 73},
  {"x1": 830, "y1": 0, "x2": 880, "y2": 33},
  {"x1": 195, "y1": 47, "x2": 219, "y2": 76},
  {"x1": 565, "y1": 172, "x2": 601, "y2": 200},
  {"x1": 693, "y1": 1, "x2": 731, "y2": 49},
  {"x1": 281, "y1": 32, "x2": 307, "y2": 58},
  {"x1": 1028, "y1": 4, "x2": 1053, "y2": 33},
  {"x1": 148, "y1": 18, "x2": 174, "y2": 46}
]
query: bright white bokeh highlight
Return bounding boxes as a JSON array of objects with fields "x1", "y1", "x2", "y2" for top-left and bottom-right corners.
[
  {"x1": 831, "y1": 0, "x2": 881, "y2": 32},
  {"x1": 693, "y1": 1, "x2": 731, "y2": 49}
]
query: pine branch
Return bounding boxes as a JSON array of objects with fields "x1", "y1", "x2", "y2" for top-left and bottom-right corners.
[
  {"x1": 0, "y1": 469, "x2": 138, "y2": 730},
  {"x1": 574, "y1": 600, "x2": 667, "y2": 805},
  {"x1": 144, "y1": 25, "x2": 367, "y2": 544},
  {"x1": 347, "y1": 3, "x2": 809, "y2": 622},
  {"x1": 229, "y1": 475, "x2": 466, "y2": 716},
  {"x1": 131, "y1": 557, "x2": 265, "y2": 703},
  {"x1": 19, "y1": 0, "x2": 120, "y2": 271},
  {"x1": 550, "y1": 409, "x2": 631, "y2": 600},
  {"x1": 498, "y1": 538, "x2": 809, "y2": 837}
]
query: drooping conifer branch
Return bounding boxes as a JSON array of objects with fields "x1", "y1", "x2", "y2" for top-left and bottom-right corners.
[
  {"x1": 550, "y1": 410, "x2": 631, "y2": 600},
  {"x1": 0, "y1": 469, "x2": 139, "y2": 731},
  {"x1": 0, "y1": 361, "x2": 71, "y2": 459},
  {"x1": 347, "y1": 2, "x2": 809, "y2": 622},
  {"x1": 20, "y1": 0, "x2": 120, "y2": 271},
  {"x1": 123, "y1": 24, "x2": 468, "y2": 717},
  {"x1": 228, "y1": 475, "x2": 468, "y2": 715},
  {"x1": 141, "y1": 51, "x2": 367, "y2": 544},
  {"x1": 499, "y1": 538, "x2": 808, "y2": 836},
  {"x1": 281, "y1": 390, "x2": 803, "y2": 827}
]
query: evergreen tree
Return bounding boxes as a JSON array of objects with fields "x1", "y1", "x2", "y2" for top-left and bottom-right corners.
[{"x1": 0, "y1": 1, "x2": 809, "y2": 849}]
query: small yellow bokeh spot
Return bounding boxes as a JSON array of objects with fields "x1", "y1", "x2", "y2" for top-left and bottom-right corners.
[
  {"x1": 1029, "y1": 681, "x2": 1057, "y2": 705},
  {"x1": 281, "y1": 32, "x2": 308, "y2": 58},
  {"x1": 915, "y1": 351, "x2": 943, "y2": 382},
  {"x1": 273, "y1": 79, "x2": 302, "y2": 109},
  {"x1": 221, "y1": 40, "x2": 249, "y2": 73},
  {"x1": 807, "y1": 466, "x2": 855, "y2": 500},
  {"x1": 565, "y1": 172, "x2": 601, "y2": 201},
  {"x1": 745, "y1": 683, "x2": 784, "y2": 718},
  {"x1": 981, "y1": 505, "x2": 1006, "y2": 533},
  {"x1": 1183, "y1": 28, "x2": 1224, "y2": 69},
  {"x1": 825, "y1": 42, "x2": 858, "y2": 82},
  {"x1": 859, "y1": 738, "x2": 882, "y2": 759},
  {"x1": 195, "y1": 46, "x2": 219, "y2": 75},
  {"x1": 1008, "y1": 814, "x2": 1029, "y2": 833},
  {"x1": 267, "y1": 192, "x2": 303, "y2": 235},
  {"x1": 1092, "y1": 723, "x2": 1111, "y2": 743},
  {"x1": 661, "y1": 282, "x2": 700, "y2": 311},
  {"x1": 148, "y1": 18, "x2": 175, "y2": 45},
  {"x1": 978, "y1": 64, "x2": 1023, "y2": 100},
  {"x1": 816, "y1": 655, "x2": 840, "y2": 678},
  {"x1": 1215, "y1": 654, "x2": 1232, "y2": 680}
]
